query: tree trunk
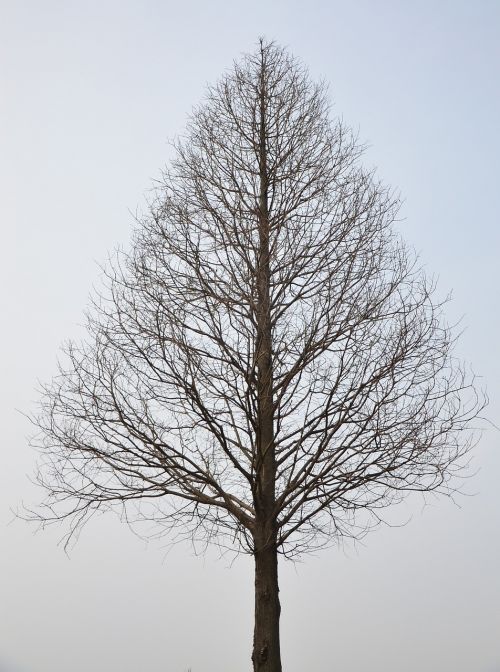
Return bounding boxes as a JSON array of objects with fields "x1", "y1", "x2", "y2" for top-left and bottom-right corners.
[
  {"x1": 252, "y1": 530, "x2": 282, "y2": 672},
  {"x1": 251, "y1": 42, "x2": 282, "y2": 672}
]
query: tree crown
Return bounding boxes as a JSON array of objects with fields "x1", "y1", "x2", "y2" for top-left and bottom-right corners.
[{"x1": 31, "y1": 40, "x2": 481, "y2": 557}]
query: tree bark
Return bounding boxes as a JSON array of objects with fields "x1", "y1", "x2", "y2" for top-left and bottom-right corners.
[
  {"x1": 251, "y1": 42, "x2": 283, "y2": 672},
  {"x1": 252, "y1": 529, "x2": 282, "y2": 672}
]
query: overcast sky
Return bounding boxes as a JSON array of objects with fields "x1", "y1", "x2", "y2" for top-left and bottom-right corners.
[{"x1": 1, "y1": 1, "x2": 499, "y2": 671}]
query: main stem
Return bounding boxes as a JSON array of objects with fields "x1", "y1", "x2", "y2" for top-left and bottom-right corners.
[
  {"x1": 252, "y1": 45, "x2": 282, "y2": 672},
  {"x1": 252, "y1": 528, "x2": 281, "y2": 672}
]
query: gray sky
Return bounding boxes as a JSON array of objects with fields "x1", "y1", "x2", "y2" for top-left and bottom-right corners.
[{"x1": 1, "y1": 1, "x2": 499, "y2": 671}]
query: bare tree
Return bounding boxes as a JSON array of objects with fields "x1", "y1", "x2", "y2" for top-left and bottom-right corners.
[{"x1": 30, "y1": 40, "x2": 481, "y2": 672}]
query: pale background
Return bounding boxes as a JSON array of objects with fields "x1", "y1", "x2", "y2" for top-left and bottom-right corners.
[{"x1": 1, "y1": 1, "x2": 499, "y2": 671}]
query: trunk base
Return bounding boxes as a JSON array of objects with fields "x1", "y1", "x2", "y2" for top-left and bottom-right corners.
[{"x1": 252, "y1": 540, "x2": 282, "y2": 672}]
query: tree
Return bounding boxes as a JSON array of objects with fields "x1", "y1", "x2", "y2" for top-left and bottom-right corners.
[{"x1": 30, "y1": 40, "x2": 481, "y2": 672}]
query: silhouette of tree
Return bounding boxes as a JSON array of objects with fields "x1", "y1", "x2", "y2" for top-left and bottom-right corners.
[{"x1": 30, "y1": 40, "x2": 482, "y2": 672}]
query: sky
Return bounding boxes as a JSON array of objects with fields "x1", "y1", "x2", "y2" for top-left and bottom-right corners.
[{"x1": 1, "y1": 1, "x2": 499, "y2": 671}]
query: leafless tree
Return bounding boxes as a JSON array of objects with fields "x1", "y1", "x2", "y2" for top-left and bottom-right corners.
[{"x1": 30, "y1": 40, "x2": 482, "y2": 672}]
